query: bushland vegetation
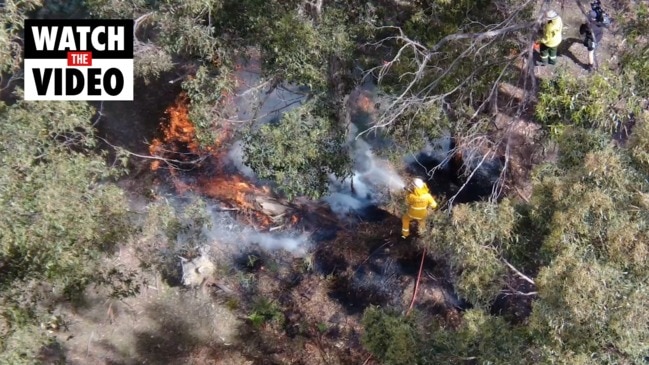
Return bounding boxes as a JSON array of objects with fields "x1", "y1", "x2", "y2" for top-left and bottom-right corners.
[{"x1": 1, "y1": 0, "x2": 648, "y2": 363}]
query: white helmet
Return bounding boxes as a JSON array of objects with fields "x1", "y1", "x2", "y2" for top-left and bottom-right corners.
[
  {"x1": 413, "y1": 178, "x2": 425, "y2": 188},
  {"x1": 546, "y1": 10, "x2": 559, "y2": 20}
]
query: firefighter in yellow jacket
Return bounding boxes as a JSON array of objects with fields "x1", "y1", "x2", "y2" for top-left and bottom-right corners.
[
  {"x1": 401, "y1": 178, "x2": 438, "y2": 239},
  {"x1": 537, "y1": 10, "x2": 563, "y2": 66}
]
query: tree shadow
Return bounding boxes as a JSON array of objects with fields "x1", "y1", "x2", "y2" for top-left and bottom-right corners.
[
  {"x1": 558, "y1": 37, "x2": 590, "y2": 70},
  {"x1": 98, "y1": 299, "x2": 229, "y2": 365},
  {"x1": 37, "y1": 341, "x2": 67, "y2": 364}
]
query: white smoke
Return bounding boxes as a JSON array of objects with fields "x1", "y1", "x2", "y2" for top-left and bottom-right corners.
[
  {"x1": 175, "y1": 202, "x2": 309, "y2": 288},
  {"x1": 226, "y1": 117, "x2": 404, "y2": 218},
  {"x1": 404, "y1": 133, "x2": 453, "y2": 171},
  {"x1": 202, "y1": 206, "x2": 311, "y2": 257},
  {"x1": 227, "y1": 141, "x2": 256, "y2": 179},
  {"x1": 232, "y1": 56, "x2": 305, "y2": 125},
  {"x1": 228, "y1": 139, "x2": 404, "y2": 217},
  {"x1": 247, "y1": 231, "x2": 309, "y2": 257},
  {"x1": 324, "y1": 124, "x2": 405, "y2": 216}
]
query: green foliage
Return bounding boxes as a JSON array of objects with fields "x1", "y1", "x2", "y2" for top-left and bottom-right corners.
[
  {"x1": 619, "y1": 2, "x2": 649, "y2": 101},
  {"x1": 0, "y1": 98, "x2": 131, "y2": 289},
  {"x1": 530, "y1": 253, "x2": 649, "y2": 363},
  {"x1": 425, "y1": 201, "x2": 515, "y2": 307},
  {"x1": 0, "y1": 0, "x2": 42, "y2": 73},
  {"x1": 620, "y1": 3, "x2": 649, "y2": 98},
  {"x1": 0, "y1": 323, "x2": 54, "y2": 365},
  {"x1": 420, "y1": 309, "x2": 528, "y2": 365},
  {"x1": 401, "y1": 0, "x2": 512, "y2": 46},
  {"x1": 36, "y1": 0, "x2": 86, "y2": 18},
  {"x1": 154, "y1": 1, "x2": 222, "y2": 61},
  {"x1": 629, "y1": 113, "x2": 649, "y2": 172},
  {"x1": 84, "y1": 0, "x2": 173, "y2": 80},
  {"x1": 216, "y1": 0, "x2": 358, "y2": 91},
  {"x1": 535, "y1": 72, "x2": 629, "y2": 133},
  {"x1": 522, "y1": 139, "x2": 648, "y2": 362},
  {"x1": 85, "y1": 0, "x2": 152, "y2": 17},
  {"x1": 248, "y1": 297, "x2": 284, "y2": 329},
  {"x1": 0, "y1": 96, "x2": 135, "y2": 361},
  {"x1": 242, "y1": 102, "x2": 351, "y2": 199},
  {"x1": 259, "y1": 9, "x2": 355, "y2": 91},
  {"x1": 620, "y1": 44, "x2": 649, "y2": 98},
  {"x1": 133, "y1": 46, "x2": 175, "y2": 83},
  {"x1": 380, "y1": 125, "x2": 649, "y2": 363},
  {"x1": 85, "y1": 0, "x2": 223, "y2": 81},
  {"x1": 2, "y1": 1, "x2": 646, "y2": 364},
  {"x1": 385, "y1": 102, "x2": 451, "y2": 156},
  {"x1": 534, "y1": 146, "x2": 649, "y2": 270},
  {"x1": 361, "y1": 306, "x2": 419, "y2": 365},
  {"x1": 182, "y1": 65, "x2": 234, "y2": 147},
  {"x1": 214, "y1": 0, "x2": 299, "y2": 42},
  {"x1": 554, "y1": 126, "x2": 610, "y2": 169}
]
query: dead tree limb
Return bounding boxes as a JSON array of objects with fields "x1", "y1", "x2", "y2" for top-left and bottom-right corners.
[
  {"x1": 97, "y1": 136, "x2": 209, "y2": 169},
  {"x1": 503, "y1": 259, "x2": 535, "y2": 285}
]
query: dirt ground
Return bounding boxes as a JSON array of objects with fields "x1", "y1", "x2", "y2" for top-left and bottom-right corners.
[
  {"x1": 42, "y1": 202, "x2": 465, "y2": 365},
  {"x1": 536, "y1": 0, "x2": 621, "y2": 77}
]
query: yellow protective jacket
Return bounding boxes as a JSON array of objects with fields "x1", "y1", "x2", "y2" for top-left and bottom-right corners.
[
  {"x1": 405, "y1": 186, "x2": 438, "y2": 220},
  {"x1": 540, "y1": 17, "x2": 563, "y2": 48}
]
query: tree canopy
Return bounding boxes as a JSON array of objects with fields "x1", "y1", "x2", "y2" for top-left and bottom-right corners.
[{"x1": 0, "y1": 97, "x2": 133, "y2": 362}]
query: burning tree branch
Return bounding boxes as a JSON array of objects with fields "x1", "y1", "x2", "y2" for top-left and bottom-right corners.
[
  {"x1": 142, "y1": 92, "x2": 312, "y2": 230},
  {"x1": 98, "y1": 136, "x2": 209, "y2": 170}
]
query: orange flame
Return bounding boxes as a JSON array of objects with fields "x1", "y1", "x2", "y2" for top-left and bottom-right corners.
[
  {"x1": 149, "y1": 93, "x2": 200, "y2": 171},
  {"x1": 149, "y1": 93, "x2": 298, "y2": 230},
  {"x1": 199, "y1": 175, "x2": 275, "y2": 228},
  {"x1": 290, "y1": 215, "x2": 300, "y2": 225}
]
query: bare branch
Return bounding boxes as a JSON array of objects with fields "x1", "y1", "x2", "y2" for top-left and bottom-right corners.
[
  {"x1": 92, "y1": 101, "x2": 105, "y2": 127},
  {"x1": 447, "y1": 150, "x2": 491, "y2": 208},
  {"x1": 429, "y1": 22, "x2": 535, "y2": 54},
  {"x1": 97, "y1": 136, "x2": 209, "y2": 169},
  {"x1": 134, "y1": 12, "x2": 154, "y2": 39},
  {"x1": 503, "y1": 259, "x2": 535, "y2": 285}
]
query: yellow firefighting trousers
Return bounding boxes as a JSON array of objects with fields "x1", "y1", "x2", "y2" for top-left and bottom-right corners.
[{"x1": 401, "y1": 211, "x2": 427, "y2": 238}]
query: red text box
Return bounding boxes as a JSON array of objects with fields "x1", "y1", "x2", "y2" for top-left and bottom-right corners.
[{"x1": 67, "y1": 51, "x2": 92, "y2": 66}]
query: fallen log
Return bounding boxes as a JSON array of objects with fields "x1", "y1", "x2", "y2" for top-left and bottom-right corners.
[
  {"x1": 200, "y1": 185, "x2": 342, "y2": 232},
  {"x1": 254, "y1": 195, "x2": 290, "y2": 217}
]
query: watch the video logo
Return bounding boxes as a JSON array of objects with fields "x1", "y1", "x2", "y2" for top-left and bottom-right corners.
[{"x1": 24, "y1": 19, "x2": 134, "y2": 101}]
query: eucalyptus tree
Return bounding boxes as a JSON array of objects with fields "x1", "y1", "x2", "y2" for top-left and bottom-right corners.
[
  {"x1": 0, "y1": 97, "x2": 133, "y2": 363},
  {"x1": 361, "y1": 2, "x2": 649, "y2": 361}
]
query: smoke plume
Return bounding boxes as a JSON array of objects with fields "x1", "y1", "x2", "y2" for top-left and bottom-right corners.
[
  {"x1": 203, "y1": 206, "x2": 311, "y2": 257},
  {"x1": 324, "y1": 125, "x2": 405, "y2": 216},
  {"x1": 227, "y1": 141, "x2": 256, "y2": 179}
]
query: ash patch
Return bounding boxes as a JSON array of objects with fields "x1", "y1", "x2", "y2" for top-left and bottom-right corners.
[
  {"x1": 328, "y1": 275, "x2": 395, "y2": 315},
  {"x1": 234, "y1": 249, "x2": 268, "y2": 273},
  {"x1": 490, "y1": 276, "x2": 536, "y2": 323},
  {"x1": 407, "y1": 137, "x2": 505, "y2": 204},
  {"x1": 180, "y1": 253, "x2": 216, "y2": 286},
  {"x1": 331, "y1": 251, "x2": 405, "y2": 315},
  {"x1": 313, "y1": 249, "x2": 348, "y2": 276}
]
